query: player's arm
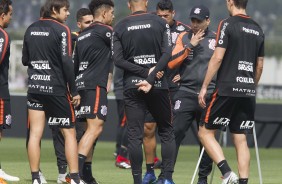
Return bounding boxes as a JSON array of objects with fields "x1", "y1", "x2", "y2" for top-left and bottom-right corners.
[
  {"x1": 112, "y1": 31, "x2": 149, "y2": 78},
  {"x1": 22, "y1": 36, "x2": 29, "y2": 66},
  {"x1": 168, "y1": 30, "x2": 204, "y2": 69},
  {"x1": 145, "y1": 23, "x2": 172, "y2": 85},
  {"x1": 0, "y1": 31, "x2": 8, "y2": 65},
  {"x1": 255, "y1": 57, "x2": 264, "y2": 86},
  {"x1": 61, "y1": 28, "x2": 78, "y2": 97}
]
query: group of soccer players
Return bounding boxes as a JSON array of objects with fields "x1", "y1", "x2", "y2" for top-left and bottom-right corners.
[{"x1": 0, "y1": 0, "x2": 264, "y2": 184}]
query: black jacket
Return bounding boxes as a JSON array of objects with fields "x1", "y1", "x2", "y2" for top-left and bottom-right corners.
[
  {"x1": 0, "y1": 27, "x2": 10, "y2": 99},
  {"x1": 22, "y1": 17, "x2": 78, "y2": 97}
]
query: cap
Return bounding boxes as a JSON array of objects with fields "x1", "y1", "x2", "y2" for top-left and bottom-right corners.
[{"x1": 189, "y1": 5, "x2": 210, "y2": 21}]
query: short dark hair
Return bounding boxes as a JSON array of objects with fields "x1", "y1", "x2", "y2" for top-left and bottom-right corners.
[
  {"x1": 43, "y1": 0, "x2": 70, "y2": 17},
  {"x1": 0, "y1": 0, "x2": 12, "y2": 15},
  {"x1": 156, "y1": 0, "x2": 173, "y2": 11},
  {"x1": 88, "y1": 0, "x2": 114, "y2": 17},
  {"x1": 76, "y1": 8, "x2": 92, "y2": 22},
  {"x1": 233, "y1": 0, "x2": 248, "y2": 9}
]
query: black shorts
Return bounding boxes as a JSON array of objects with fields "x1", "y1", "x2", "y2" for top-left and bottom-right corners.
[
  {"x1": 144, "y1": 109, "x2": 155, "y2": 123},
  {"x1": 78, "y1": 87, "x2": 108, "y2": 121},
  {"x1": 27, "y1": 93, "x2": 75, "y2": 128},
  {"x1": 200, "y1": 91, "x2": 255, "y2": 134},
  {"x1": 0, "y1": 98, "x2": 12, "y2": 130}
]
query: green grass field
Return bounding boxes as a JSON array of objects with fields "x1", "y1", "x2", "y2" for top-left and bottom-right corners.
[{"x1": 1, "y1": 138, "x2": 281, "y2": 184}]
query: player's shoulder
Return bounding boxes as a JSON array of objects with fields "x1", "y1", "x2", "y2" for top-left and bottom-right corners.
[{"x1": 175, "y1": 20, "x2": 191, "y2": 32}]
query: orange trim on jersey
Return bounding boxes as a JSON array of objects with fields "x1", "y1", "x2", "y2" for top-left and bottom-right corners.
[
  {"x1": 67, "y1": 94, "x2": 75, "y2": 122},
  {"x1": 204, "y1": 90, "x2": 218, "y2": 123},
  {"x1": 0, "y1": 28, "x2": 9, "y2": 64},
  {"x1": 94, "y1": 86, "x2": 101, "y2": 114},
  {"x1": 175, "y1": 20, "x2": 192, "y2": 30},
  {"x1": 42, "y1": 18, "x2": 72, "y2": 56},
  {"x1": 93, "y1": 22, "x2": 113, "y2": 31},
  {"x1": 215, "y1": 20, "x2": 224, "y2": 43},
  {"x1": 168, "y1": 32, "x2": 191, "y2": 69},
  {"x1": 0, "y1": 99, "x2": 4, "y2": 125},
  {"x1": 235, "y1": 14, "x2": 250, "y2": 19},
  {"x1": 121, "y1": 114, "x2": 127, "y2": 127}
]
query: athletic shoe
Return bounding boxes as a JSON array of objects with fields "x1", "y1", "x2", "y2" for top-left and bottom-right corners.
[
  {"x1": 153, "y1": 157, "x2": 162, "y2": 169},
  {"x1": 32, "y1": 178, "x2": 42, "y2": 184},
  {"x1": 163, "y1": 179, "x2": 175, "y2": 184},
  {"x1": 0, "y1": 169, "x2": 20, "y2": 181},
  {"x1": 197, "y1": 180, "x2": 208, "y2": 184},
  {"x1": 115, "y1": 155, "x2": 131, "y2": 169},
  {"x1": 0, "y1": 178, "x2": 7, "y2": 184},
  {"x1": 39, "y1": 171, "x2": 47, "y2": 184},
  {"x1": 57, "y1": 173, "x2": 71, "y2": 184},
  {"x1": 83, "y1": 177, "x2": 99, "y2": 184},
  {"x1": 222, "y1": 171, "x2": 239, "y2": 184},
  {"x1": 142, "y1": 172, "x2": 156, "y2": 184},
  {"x1": 70, "y1": 179, "x2": 86, "y2": 184}
]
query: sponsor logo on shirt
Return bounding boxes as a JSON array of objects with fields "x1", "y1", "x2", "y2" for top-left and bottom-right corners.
[
  {"x1": 79, "y1": 62, "x2": 88, "y2": 71},
  {"x1": 61, "y1": 32, "x2": 67, "y2": 56},
  {"x1": 80, "y1": 106, "x2": 91, "y2": 114},
  {"x1": 27, "y1": 100, "x2": 43, "y2": 108},
  {"x1": 238, "y1": 61, "x2": 253, "y2": 72},
  {"x1": 171, "y1": 32, "x2": 179, "y2": 44},
  {"x1": 30, "y1": 74, "x2": 51, "y2": 81},
  {"x1": 128, "y1": 24, "x2": 151, "y2": 31},
  {"x1": 218, "y1": 22, "x2": 229, "y2": 45},
  {"x1": 0, "y1": 38, "x2": 4, "y2": 53},
  {"x1": 28, "y1": 84, "x2": 53, "y2": 93},
  {"x1": 106, "y1": 32, "x2": 111, "y2": 38},
  {"x1": 78, "y1": 33, "x2": 91, "y2": 41},
  {"x1": 236, "y1": 77, "x2": 254, "y2": 84},
  {"x1": 166, "y1": 24, "x2": 172, "y2": 46},
  {"x1": 240, "y1": 120, "x2": 254, "y2": 129},
  {"x1": 242, "y1": 27, "x2": 259, "y2": 36},
  {"x1": 213, "y1": 117, "x2": 230, "y2": 126},
  {"x1": 76, "y1": 81, "x2": 85, "y2": 88},
  {"x1": 31, "y1": 60, "x2": 51, "y2": 70},
  {"x1": 31, "y1": 32, "x2": 49, "y2": 36},
  {"x1": 154, "y1": 81, "x2": 162, "y2": 87},
  {"x1": 232, "y1": 87, "x2": 256, "y2": 96},
  {"x1": 48, "y1": 117, "x2": 70, "y2": 126},
  {"x1": 76, "y1": 74, "x2": 83, "y2": 80},
  {"x1": 134, "y1": 55, "x2": 156, "y2": 65}
]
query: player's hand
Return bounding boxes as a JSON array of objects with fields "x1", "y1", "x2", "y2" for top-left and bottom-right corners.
[
  {"x1": 172, "y1": 74, "x2": 180, "y2": 83},
  {"x1": 190, "y1": 29, "x2": 205, "y2": 47},
  {"x1": 136, "y1": 80, "x2": 152, "y2": 93},
  {"x1": 156, "y1": 71, "x2": 164, "y2": 79},
  {"x1": 71, "y1": 94, "x2": 81, "y2": 107},
  {"x1": 198, "y1": 87, "x2": 207, "y2": 108}
]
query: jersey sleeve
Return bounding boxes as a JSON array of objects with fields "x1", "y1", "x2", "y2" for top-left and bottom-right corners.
[
  {"x1": 0, "y1": 30, "x2": 9, "y2": 65},
  {"x1": 258, "y1": 34, "x2": 264, "y2": 57},
  {"x1": 146, "y1": 23, "x2": 172, "y2": 85},
  {"x1": 216, "y1": 19, "x2": 229, "y2": 49},
  {"x1": 60, "y1": 27, "x2": 78, "y2": 97}
]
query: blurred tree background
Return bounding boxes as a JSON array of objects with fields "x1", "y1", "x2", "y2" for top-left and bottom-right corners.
[{"x1": 7, "y1": 0, "x2": 282, "y2": 58}]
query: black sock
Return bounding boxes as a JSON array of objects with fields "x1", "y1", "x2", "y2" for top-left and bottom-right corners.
[
  {"x1": 70, "y1": 173, "x2": 80, "y2": 184},
  {"x1": 133, "y1": 174, "x2": 142, "y2": 184},
  {"x1": 83, "y1": 162, "x2": 93, "y2": 181},
  {"x1": 146, "y1": 163, "x2": 154, "y2": 173},
  {"x1": 217, "y1": 160, "x2": 231, "y2": 176},
  {"x1": 58, "y1": 165, "x2": 67, "y2": 174},
  {"x1": 78, "y1": 154, "x2": 87, "y2": 177},
  {"x1": 31, "y1": 171, "x2": 40, "y2": 181},
  {"x1": 239, "y1": 178, "x2": 248, "y2": 184},
  {"x1": 120, "y1": 145, "x2": 128, "y2": 158}
]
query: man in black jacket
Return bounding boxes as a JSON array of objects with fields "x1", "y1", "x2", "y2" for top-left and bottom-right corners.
[
  {"x1": 22, "y1": 0, "x2": 82, "y2": 183},
  {"x1": 112, "y1": 0, "x2": 175, "y2": 183}
]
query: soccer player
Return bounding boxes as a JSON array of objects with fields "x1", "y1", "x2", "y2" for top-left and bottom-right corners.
[
  {"x1": 167, "y1": 5, "x2": 215, "y2": 184},
  {"x1": 112, "y1": 0, "x2": 175, "y2": 183},
  {"x1": 142, "y1": 0, "x2": 191, "y2": 183},
  {"x1": 74, "y1": 0, "x2": 114, "y2": 183},
  {"x1": 47, "y1": 8, "x2": 95, "y2": 184},
  {"x1": 0, "y1": 0, "x2": 20, "y2": 183},
  {"x1": 22, "y1": 0, "x2": 83, "y2": 183},
  {"x1": 198, "y1": 0, "x2": 264, "y2": 184}
]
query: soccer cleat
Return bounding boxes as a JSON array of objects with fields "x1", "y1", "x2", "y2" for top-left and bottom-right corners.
[
  {"x1": 0, "y1": 178, "x2": 7, "y2": 184},
  {"x1": 153, "y1": 157, "x2": 162, "y2": 169},
  {"x1": 83, "y1": 177, "x2": 99, "y2": 184},
  {"x1": 163, "y1": 179, "x2": 175, "y2": 184},
  {"x1": 197, "y1": 180, "x2": 208, "y2": 184},
  {"x1": 70, "y1": 179, "x2": 86, "y2": 184},
  {"x1": 0, "y1": 169, "x2": 20, "y2": 181},
  {"x1": 142, "y1": 172, "x2": 156, "y2": 184},
  {"x1": 115, "y1": 155, "x2": 131, "y2": 169},
  {"x1": 39, "y1": 171, "x2": 47, "y2": 184},
  {"x1": 32, "y1": 178, "x2": 42, "y2": 184},
  {"x1": 222, "y1": 171, "x2": 239, "y2": 184},
  {"x1": 57, "y1": 173, "x2": 71, "y2": 184}
]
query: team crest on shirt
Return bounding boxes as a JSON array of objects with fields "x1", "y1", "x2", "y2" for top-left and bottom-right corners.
[
  {"x1": 101, "y1": 105, "x2": 107, "y2": 116},
  {"x1": 106, "y1": 32, "x2": 111, "y2": 38},
  {"x1": 209, "y1": 39, "x2": 216, "y2": 50},
  {"x1": 176, "y1": 25, "x2": 185, "y2": 32},
  {"x1": 174, "y1": 100, "x2": 181, "y2": 110},
  {"x1": 5, "y1": 114, "x2": 12, "y2": 126}
]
